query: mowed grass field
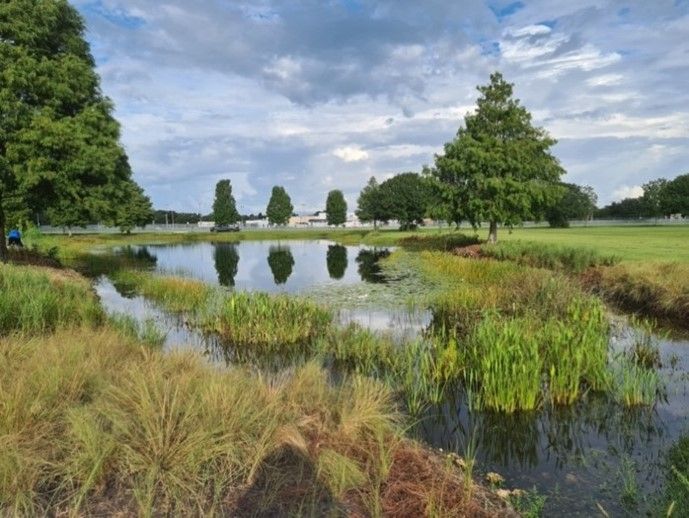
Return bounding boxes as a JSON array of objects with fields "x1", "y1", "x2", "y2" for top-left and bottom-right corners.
[{"x1": 497, "y1": 225, "x2": 689, "y2": 263}]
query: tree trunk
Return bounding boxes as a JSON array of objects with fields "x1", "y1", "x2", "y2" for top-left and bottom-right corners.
[
  {"x1": 0, "y1": 200, "x2": 7, "y2": 263},
  {"x1": 487, "y1": 220, "x2": 498, "y2": 244}
]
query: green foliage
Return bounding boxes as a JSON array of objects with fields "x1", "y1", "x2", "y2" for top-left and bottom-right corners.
[
  {"x1": 212, "y1": 179, "x2": 239, "y2": 226},
  {"x1": 378, "y1": 172, "x2": 430, "y2": 230},
  {"x1": 546, "y1": 183, "x2": 597, "y2": 227},
  {"x1": 325, "y1": 189, "x2": 347, "y2": 226},
  {"x1": 112, "y1": 180, "x2": 153, "y2": 233},
  {"x1": 356, "y1": 176, "x2": 386, "y2": 227},
  {"x1": 642, "y1": 178, "x2": 669, "y2": 220},
  {"x1": 0, "y1": 0, "x2": 150, "y2": 256},
  {"x1": 431, "y1": 72, "x2": 564, "y2": 242},
  {"x1": 661, "y1": 173, "x2": 689, "y2": 216},
  {"x1": 266, "y1": 186, "x2": 293, "y2": 225}
]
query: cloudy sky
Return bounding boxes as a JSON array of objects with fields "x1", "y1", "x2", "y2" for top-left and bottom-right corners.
[{"x1": 72, "y1": 0, "x2": 689, "y2": 213}]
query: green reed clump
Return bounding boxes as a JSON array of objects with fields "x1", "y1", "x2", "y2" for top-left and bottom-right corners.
[
  {"x1": 481, "y1": 240, "x2": 619, "y2": 273},
  {"x1": 108, "y1": 313, "x2": 167, "y2": 348},
  {"x1": 202, "y1": 291, "x2": 333, "y2": 353},
  {"x1": 0, "y1": 265, "x2": 103, "y2": 335},
  {"x1": 465, "y1": 315, "x2": 543, "y2": 413},
  {"x1": 111, "y1": 270, "x2": 213, "y2": 311},
  {"x1": 319, "y1": 325, "x2": 464, "y2": 415},
  {"x1": 627, "y1": 318, "x2": 662, "y2": 369},
  {"x1": 612, "y1": 356, "x2": 661, "y2": 406}
]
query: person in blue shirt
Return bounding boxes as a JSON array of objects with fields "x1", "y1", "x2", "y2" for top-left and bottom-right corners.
[{"x1": 7, "y1": 229, "x2": 23, "y2": 247}]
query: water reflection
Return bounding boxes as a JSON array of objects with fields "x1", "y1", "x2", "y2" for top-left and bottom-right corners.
[
  {"x1": 267, "y1": 245, "x2": 295, "y2": 285},
  {"x1": 326, "y1": 244, "x2": 347, "y2": 280},
  {"x1": 355, "y1": 249, "x2": 391, "y2": 283},
  {"x1": 213, "y1": 243, "x2": 240, "y2": 287}
]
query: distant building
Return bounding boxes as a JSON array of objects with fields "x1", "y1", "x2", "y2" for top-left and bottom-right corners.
[{"x1": 289, "y1": 211, "x2": 327, "y2": 227}]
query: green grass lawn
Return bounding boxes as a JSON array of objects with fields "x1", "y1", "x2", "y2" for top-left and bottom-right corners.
[{"x1": 496, "y1": 226, "x2": 689, "y2": 262}]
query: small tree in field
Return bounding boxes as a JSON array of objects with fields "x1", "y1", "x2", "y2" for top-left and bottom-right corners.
[
  {"x1": 266, "y1": 186, "x2": 293, "y2": 226},
  {"x1": 356, "y1": 177, "x2": 386, "y2": 228},
  {"x1": 432, "y1": 72, "x2": 564, "y2": 243},
  {"x1": 212, "y1": 179, "x2": 239, "y2": 225},
  {"x1": 378, "y1": 172, "x2": 430, "y2": 230},
  {"x1": 325, "y1": 190, "x2": 347, "y2": 226}
]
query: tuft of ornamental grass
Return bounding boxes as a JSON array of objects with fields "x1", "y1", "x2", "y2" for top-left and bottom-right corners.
[
  {"x1": 0, "y1": 328, "x2": 412, "y2": 516},
  {"x1": 0, "y1": 264, "x2": 103, "y2": 335},
  {"x1": 481, "y1": 240, "x2": 619, "y2": 273}
]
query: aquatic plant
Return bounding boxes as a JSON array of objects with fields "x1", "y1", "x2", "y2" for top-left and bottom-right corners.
[
  {"x1": 108, "y1": 312, "x2": 167, "y2": 348},
  {"x1": 612, "y1": 356, "x2": 661, "y2": 407},
  {"x1": 465, "y1": 315, "x2": 543, "y2": 413}
]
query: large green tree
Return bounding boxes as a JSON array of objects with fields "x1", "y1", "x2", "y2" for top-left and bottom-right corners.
[
  {"x1": 266, "y1": 186, "x2": 293, "y2": 226},
  {"x1": 212, "y1": 179, "x2": 239, "y2": 226},
  {"x1": 356, "y1": 176, "x2": 386, "y2": 228},
  {"x1": 0, "y1": 0, "x2": 151, "y2": 258},
  {"x1": 112, "y1": 180, "x2": 153, "y2": 233},
  {"x1": 432, "y1": 72, "x2": 564, "y2": 243},
  {"x1": 325, "y1": 189, "x2": 347, "y2": 226},
  {"x1": 378, "y1": 172, "x2": 430, "y2": 230}
]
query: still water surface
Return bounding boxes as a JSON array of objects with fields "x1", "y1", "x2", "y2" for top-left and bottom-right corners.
[{"x1": 93, "y1": 240, "x2": 689, "y2": 516}]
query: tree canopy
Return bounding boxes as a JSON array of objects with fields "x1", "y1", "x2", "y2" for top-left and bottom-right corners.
[
  {"x1": 356, "y1": 177, "x2": 386, "y2": 228},
  {"x1": 0, "y1": 0, "x2": 151, "y2": 255},
  {"x1": 325, "y1": 190, "x2": 347, "y2": 226},
  {"x1": 266, "y1": 186, "x2": 293, "y2": 225},
  {"x1": 546, "y1": 183, "x2": 597, "y2": 227},
  {"x1": 431, "y1": 72, "x2": 565, "y2": 242},
  {"x1": 212, "y1": 179, "x2": 239, "y2": 226},
  {"x1": 377, "y1": 172, "x2": 430, "y2": 230}
]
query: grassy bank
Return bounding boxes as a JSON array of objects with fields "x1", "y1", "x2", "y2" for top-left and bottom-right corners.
[
  {"x1": 0, "y1": 264, "x2": 515, "y2": 516},
  {"x1": 0, "y1": 328, "x2": 514, "y2": 516},
  {"x1": 0, "y1": 264, "x2": 103, "y2": 334},
  {"x1": 584, "y1": 262, "x2": 689, "y2": 325}
]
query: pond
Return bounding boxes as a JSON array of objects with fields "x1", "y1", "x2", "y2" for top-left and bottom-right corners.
[{"x1": 91, "y1": 240, "x2": 689, "y2": 516}]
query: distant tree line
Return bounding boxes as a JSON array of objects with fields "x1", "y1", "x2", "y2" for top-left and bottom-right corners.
[{"x1": 596, "y1": 174, "x2": 689, "y2": 219}]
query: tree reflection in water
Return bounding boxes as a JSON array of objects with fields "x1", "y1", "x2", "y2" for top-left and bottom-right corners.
[
  {"x1": 267, "y1": 245, "x2": 295, "y2": 285},
  {"x1": 355, "y1": 248, "x2": 390, "y2": 283},
  {"x1": 213, "y1": 243, "x2": 239, "y2": 287},
  {"x1": 326, "y1": 244, "x2": 347, "y2": 280}
]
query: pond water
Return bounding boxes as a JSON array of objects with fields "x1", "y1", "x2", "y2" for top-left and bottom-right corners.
[
  {"x1": 416, "y1": 326, "x2": 689, "y2": 516},
  {"x1": 92, "y1": 240, "x2": 689, "y2": 516},
  {"x1": 114, "y1": 240, "x2": 393, "y2": 293}
]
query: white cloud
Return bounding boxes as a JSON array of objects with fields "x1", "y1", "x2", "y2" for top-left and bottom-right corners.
[
  {"x1": 612, "y1": 185, "x2": 644, "y2": 200},
  {"x1": 333, "y1": 146, "x2": 369, "y2": 162}
]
